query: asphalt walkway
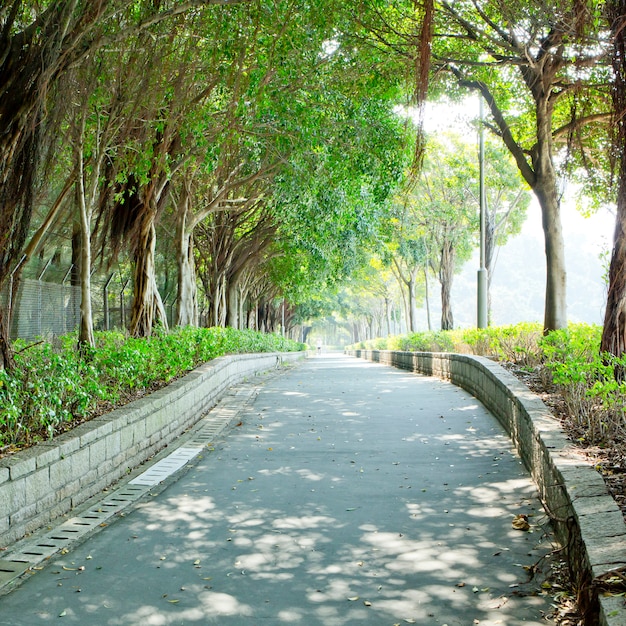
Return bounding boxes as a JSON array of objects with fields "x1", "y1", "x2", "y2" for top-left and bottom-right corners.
[{"x1": 0, "y1": 353, "x2": 556, "y2": 625}]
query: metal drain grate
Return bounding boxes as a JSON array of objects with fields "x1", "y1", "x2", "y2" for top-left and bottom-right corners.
[
  {"x1": 129, "y1": 447, "x2": 202, "y2": 486},
  {"x1": 0, "y1": 560, "x2": 30, "y2": 586},
  {"x1": 0, "y1": 379, "x2": 261, "y2": 590}
]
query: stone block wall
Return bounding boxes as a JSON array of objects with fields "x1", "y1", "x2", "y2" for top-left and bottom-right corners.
[{"x1": 0, "y1": 352, "x2": 303, "y2": 548}]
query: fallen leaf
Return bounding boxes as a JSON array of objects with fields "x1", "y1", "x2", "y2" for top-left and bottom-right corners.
[
  {"x1": 364, "y1": 600, "x2": 372, "y2": 607},
  {"x1": 512, "y1": 514, "x2": 530, "y2": 531},
  {"x1": 347, "y1": 596, "x2": 359, "y2": 601},
  {"x1": 456, "y1": 582, "x2": 466, "y2": 587}
]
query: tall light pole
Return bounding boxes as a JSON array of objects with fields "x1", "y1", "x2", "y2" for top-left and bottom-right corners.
[{"x1": 477, "y1": 96, "x2": 488, "y2": 328}]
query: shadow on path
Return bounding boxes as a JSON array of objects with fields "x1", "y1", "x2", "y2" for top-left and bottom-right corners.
[{"x1": 0, "y1": 354, "x2": 555, "y2": 625}]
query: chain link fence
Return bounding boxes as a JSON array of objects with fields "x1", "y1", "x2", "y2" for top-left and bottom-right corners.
[{"x1": 0, "y1": 258, "x2": 141, "y2": 341}]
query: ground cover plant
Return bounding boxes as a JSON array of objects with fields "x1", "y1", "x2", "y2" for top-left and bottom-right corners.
[{"x1": 0, "y1": 327, "x2": 304, "y2": 452}]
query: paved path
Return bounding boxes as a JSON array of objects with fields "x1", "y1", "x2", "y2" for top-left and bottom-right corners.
[{"x1": 0, "y1": 354, "x2": 555, "y2": 625}]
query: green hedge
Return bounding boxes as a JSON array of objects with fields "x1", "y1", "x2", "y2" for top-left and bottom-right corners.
[
  {"x1": 348, "y1": 323, "x2": 626, "y2": 445},
  {"x1": 0, "y1": 327, "x2": 304, "y2": 450}
]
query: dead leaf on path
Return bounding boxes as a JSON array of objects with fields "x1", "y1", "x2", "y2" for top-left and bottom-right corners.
[
  {"x1": 59, "y1": 610, "x2": 67, "y2": 617},
  {"x1": 512, "y1": 514, "x2": 530, "y2": 531},
  {"x1": 456, "y1": 582, "x2": 466, "y2": 587},
  {"x1": 235, "y1": 422, "x2": 243, "y2": 427},
  {"x1": 347, "y1": 596, "x2": 359, "y2": 601},
  {"x1": 364, "y1": 600, "x2": 372, "y2": 607}
]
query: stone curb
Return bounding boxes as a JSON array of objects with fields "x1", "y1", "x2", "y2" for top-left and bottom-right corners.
[
  {"x1": 347, "y1": 349, "x2": 626, "y2": 626},
  {"x1": 0, "y1": 351, "x2": 304, "y2": 551}
]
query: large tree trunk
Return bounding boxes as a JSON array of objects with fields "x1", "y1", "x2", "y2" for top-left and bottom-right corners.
[
  {"x1": 227, "y1": 280, "x2": 239, "y2": 329},
  {"x1": 423, "y1": 266, "x2": 432, "y2": 331},
  {"x1": 407, "y1": 278, "x2": 417, "y2": 332},
  {"x1": 76, "y1": 150, "x2": 95, "y2": 352},
  {"x1": 0, "y1": 307, "x2": 15, "y2": 370},
  {"x1": 130, "y1": 218, "x2": 168, "y2": 337},
  {"x1": 532, "y1": 103, "x2": 567, "y2": 332},
  {"x1": 601, "y1": 1, "x2": 626, "y2": 358},
  {"x1": 175, "y1": 228, "x2": 198, "y2": 327},
  {"x1": 536, "y1": 181, "x2": 567, "y2": 332},
  {"x1": 439, "y1": 242, "x2": 455, "y2": 331},
  {"x1": 602, "y1": 200, "x2": 626, "y2": 357}
]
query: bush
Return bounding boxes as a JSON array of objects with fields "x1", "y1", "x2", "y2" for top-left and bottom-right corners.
[
  {"x1": 346, "y1": 322, "x2": 625, "y2": 446},
  {"x1": 0, "y1": 328, "x2": 304, "y2": 450}
]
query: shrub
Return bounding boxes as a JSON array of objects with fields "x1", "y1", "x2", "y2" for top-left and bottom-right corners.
[{"x1": 0, "y1": 328, "x2": 304, "y2": 450}]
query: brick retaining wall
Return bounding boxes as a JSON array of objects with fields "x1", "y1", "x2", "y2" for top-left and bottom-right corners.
[
  {"x1": 347, "y1": 349, "x2": 626, "y2": 626},
  {"x1": 0, "y1": 352, "x2": 303, "y2": 549}
]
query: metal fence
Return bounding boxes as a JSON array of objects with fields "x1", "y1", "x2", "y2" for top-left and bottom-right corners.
[{"x1": 0, "y1": 258, "x2": 135, "y2": 341}]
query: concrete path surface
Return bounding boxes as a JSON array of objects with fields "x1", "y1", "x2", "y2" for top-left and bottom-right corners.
[{"x1": 0, "y1": 353, "x2": 556, "y2": 625}]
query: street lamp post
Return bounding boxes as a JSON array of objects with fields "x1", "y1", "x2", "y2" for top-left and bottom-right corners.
[{"x1": 477, "y1": 96, "x2": 488, "y2": 328}]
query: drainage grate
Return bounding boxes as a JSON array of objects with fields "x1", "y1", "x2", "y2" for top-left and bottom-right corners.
[
  {"x1": 1, "y1": 379, "x2": 261, "y2": 590},
  {"x1": 0, "y1": 560, "x2": 30, "y2": 586},
  {"x1": 129, "y1": 447, "x2": 202, "y2": 486}
]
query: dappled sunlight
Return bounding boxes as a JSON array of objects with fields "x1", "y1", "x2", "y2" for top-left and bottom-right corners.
[
  {"x1": 455, "y1": 403, "x2": 481, "y2": 411},
  {"x1": 0, "y1": 354, "x2": 555, "y2": 626},
  {"x1": 295, "y1": 468, "x2": 325, "y2": 481},
  {"x1": 465, "y1": 505, "x2": 512, "y2": 518},
  {"x1": 141, "y1": 494, "x2": 217, "y2": 533},
  {"x1": 460, "y1": 478, "x2": 537, "y2": 503},
  {"x1": 272, "y1": 515, "x2": 337, "y2": 530},
  {"x1": 195, "y1": 591, "x2": 253, "y2": 617}
]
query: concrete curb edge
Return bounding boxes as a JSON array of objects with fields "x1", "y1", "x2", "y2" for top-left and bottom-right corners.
[{"x1": 346, "y1": 349, "x2": 626, "y2": 626}]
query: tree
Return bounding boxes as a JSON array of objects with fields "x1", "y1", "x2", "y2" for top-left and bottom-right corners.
[
  {"x1": 353, "y1": 0, "x2": 611, "y2": 333},
  {"x1": 601, "y1": 1, "x2": 626, "y2": 359},
  {"x1": 0, "y1": 0, "x2": 250, "y2": 363},
  {"x1": 385, "y1": 135, "x2": 479, "y2": 331}
]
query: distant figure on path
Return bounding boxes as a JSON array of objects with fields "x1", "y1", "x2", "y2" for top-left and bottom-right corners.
[{"x1": 316, "y1": 339, "x2": 322, "y2": 354}]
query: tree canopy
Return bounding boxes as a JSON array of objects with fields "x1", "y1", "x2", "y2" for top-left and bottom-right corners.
[{"x1": 0, "y1": 0, "x2": 621, "y2": 359}]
